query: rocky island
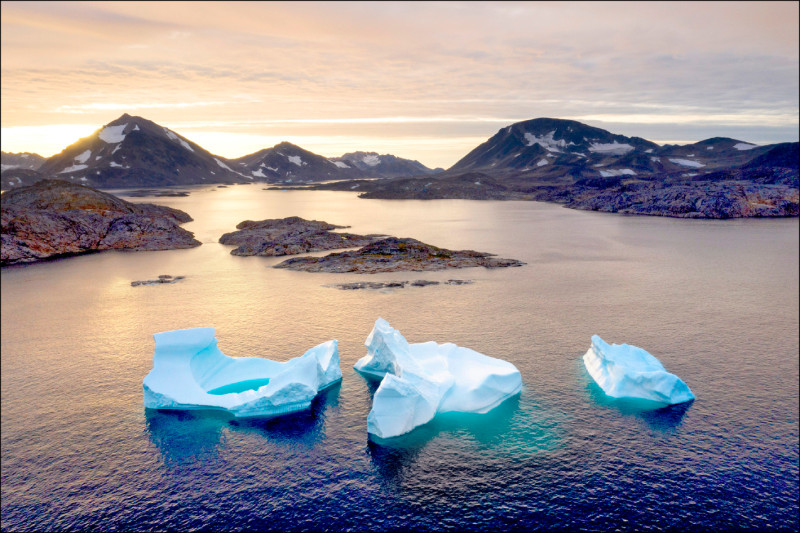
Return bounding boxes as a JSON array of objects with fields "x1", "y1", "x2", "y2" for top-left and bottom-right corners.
[
  {"x1": 274, "y1": 236, "x2": 524, "y2": 273},
  {"x1": 219, "y1": 216, "x2": 383, "y2": 256},
  {"x1": 1, "y1": 179, "x2": 200, "y2": 266}
]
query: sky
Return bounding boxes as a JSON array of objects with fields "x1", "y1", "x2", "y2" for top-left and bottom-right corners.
[{"x1": 1, "y1": 1, "x2": 798, "y2": 169}]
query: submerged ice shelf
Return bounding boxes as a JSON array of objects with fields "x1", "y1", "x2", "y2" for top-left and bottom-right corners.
[
  {"x1": 143, "y1": 327, "x2": 341, "y2": 417},
  {"x1": 583, "y1": 335, "x2": 695, "y2": 405},
  {"x1": 355, "y1": 318, "x2": 523, "y2": 439}
]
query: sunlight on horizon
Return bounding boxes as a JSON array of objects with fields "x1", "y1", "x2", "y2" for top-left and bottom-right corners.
[{"x1": 1, "y1": 124, "x2": 101, "y2": 157}]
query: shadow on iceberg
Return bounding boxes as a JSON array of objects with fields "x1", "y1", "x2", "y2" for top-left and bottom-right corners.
[
  {"x1": 366, "y1": 392, "x2": 521, "y2": 448},
  {"x1": 583, "y1": 374, "x2": 693, "y2": 431},
  {"x1": 145, "y1": 382, "x2": 341, "y2": 465}
]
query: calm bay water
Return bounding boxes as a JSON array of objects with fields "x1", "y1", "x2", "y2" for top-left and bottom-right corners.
[{"x1": 2, "y1": 185, "x2": 798, "y2": 531}]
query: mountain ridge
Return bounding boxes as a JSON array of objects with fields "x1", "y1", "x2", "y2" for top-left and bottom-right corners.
[
  {"x1": 2, "y1": 114, "x2": 441, "y2": 189},
  {"x1": 2, "y1": 114, "x2": 797, "y2": 218}
]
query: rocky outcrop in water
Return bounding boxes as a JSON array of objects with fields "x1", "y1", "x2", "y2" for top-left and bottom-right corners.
[
  {"x1": 219, "y1": 216, "x2": 383, "y2": 256},
  {"x1": 328, "y1": 279, "x2": 473, "y2": 290},
  {"x1": 1, "y1": 179, "x2": 200, "y2": 266},
  {"x1": 274, "y1": 237, "x2": 524, "y2": 273},
  {"x1": 131, "y1": 275, "x2": 186, "y2": 286}
]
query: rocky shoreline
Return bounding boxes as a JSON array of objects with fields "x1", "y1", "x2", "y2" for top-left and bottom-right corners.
[
  {"x1": 1, "y1": 180, "x2": 200, "y2": 266},
  {"x1": 219, "y1": 216, "x2": 383, "y2": 256},
  {"x1": 274, "y1": 236, "x2": 525, "y2": 273}
]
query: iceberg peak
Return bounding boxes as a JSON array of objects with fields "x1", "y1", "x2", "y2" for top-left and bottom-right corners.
[
  {"x1": 356, "y1": 318, "x2": 522, "y2": 439},
  {"x1": 583, "y1": 335, "x2": 694, "y2": 405}
]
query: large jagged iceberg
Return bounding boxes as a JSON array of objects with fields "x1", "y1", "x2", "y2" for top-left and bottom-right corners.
[
  {"x1": 583, "y1": 335, "x2": 694, "y2": 405},
  {"x1": 143, "y1": 327, "x2": 341, "y2": 417},
  {"x1": 355, "y1": 318, "x2": 523, "y2": 439}
]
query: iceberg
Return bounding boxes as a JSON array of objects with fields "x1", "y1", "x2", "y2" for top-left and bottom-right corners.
[
  {"x1": 583, "y1": 335, "x2": 694, "y2": 405},
  {"x1": 143, "y1": 327, "x2": 341, "y2": 418},
  {"x1": 355, "y1": 318, "x2": 523, "y2": 439}
]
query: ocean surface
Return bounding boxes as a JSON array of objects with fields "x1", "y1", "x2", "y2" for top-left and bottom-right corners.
[{"x1": 2, "y1": 185, "x2": 798, "y2": 532}]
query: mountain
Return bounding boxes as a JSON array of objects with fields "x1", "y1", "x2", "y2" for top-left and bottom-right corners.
[
  {"x1": 1, "y1": 152, "x2": 48, "y2": 190},
  {"x1": 450, "y1": 117, "x2": 658, "y2": 175},
  {"x1": 307, "y1": 117, "x2": 798, "y2": 218},
  {"x1": 447, "y1": 118, "x2": 781, "y2": 181},
  {"x1": 31, "y1": 114, "x2": 250, "y2": 188},
  {"x1": 231, "y1": 141, "x2": 364, "y2": 183},
  {"x1": 331, "y1": 151, "x2": 442, "y2": 178},
  {"x1": 2, "y1": 151, "x2": 46, "y2": 172},
  {"x1": 1, "y1": 114, "x2": 441, "y2": 189},
  {"x1": 230, "y1": 144, "x2": 441, "y2": 183}
]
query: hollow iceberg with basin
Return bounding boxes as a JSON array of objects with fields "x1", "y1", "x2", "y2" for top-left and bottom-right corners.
[
  {"x1": 143, "y1": 327, "x2": 341, "y2": 417},
  {"x1": 583, "y1": 334, "x2": 694, "y2": 405},
  {"x1": 355, "y1": 318, "x2": 523, "y2": 439}
]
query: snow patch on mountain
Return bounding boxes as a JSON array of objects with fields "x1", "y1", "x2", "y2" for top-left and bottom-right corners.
[
  {"x1": 669, "y1": 158, "x2": 705, "y2": 168},
  {"x1": 734, "y1": 142, "x2": 757, "y2": 151},
  {"x1": 332, "y1": 161, "x2": 350, "y2": 168},
  {"x1": 288, "y1": 155, "x2": 304, "y2": 166},
  {"x1": 537, "y1": 158, "x2": 549, "y2": 167},
  {"x1": 362, "y1": 154, "x2": 381, "y2": 166},
  {"x1": 599, "y1": 169, "x2": 636, "y2": 177},
  {"x1": 524, "y1": 131, "x2": 567, "y2": 152},
  {"x1": 99, "y1": 124, "x2": 127, "y2": 144},
  {"x1": 214, "y1": 158, "x2": 234, "y2": 171},
  {"x1": 588, "y1": 142, "x2": 634, "y2": 155},
  {"x1": 165, "y1": 129, "x2": 194, "y2": 152},
  {"x1": 74, "y1": 150, "x2": 92, "y2": 164},
  {"x1": 59, "y1": 164, "x2": 88, "y2": 174}
]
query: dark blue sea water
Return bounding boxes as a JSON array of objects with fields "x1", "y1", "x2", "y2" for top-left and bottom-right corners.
[{"x1": 2, "y1": 187, "x2": 798, "y2": 531}]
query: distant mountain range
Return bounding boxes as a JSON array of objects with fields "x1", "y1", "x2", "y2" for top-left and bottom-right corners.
[
  {"x1": 308, "y1": 118, "x2": 798, "y2": 218},
  {"x1": 2, "y1": 114, "x2": 797, "y2": 218},
  {"x1": 1, "y1": 114, "x2": 441, "y2": 189}
]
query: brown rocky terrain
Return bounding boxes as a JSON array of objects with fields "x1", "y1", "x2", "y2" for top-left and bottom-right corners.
[
  {"x1": 1, "y1": 179, "x2": 200, "y2": 266},
  {"x1": 219, "y1": 216, "x2": 384, "y2": 256},
  {"x1": 274, "y1": 236, "x2": 525, "y2": 273}
]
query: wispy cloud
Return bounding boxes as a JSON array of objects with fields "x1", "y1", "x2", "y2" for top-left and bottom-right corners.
[
  {"x1": 55, "y1": 101, "x2": 257, "y2": 113},
  {"x1": 1, "y1": 1, "x2": 797, "y2": 167}
]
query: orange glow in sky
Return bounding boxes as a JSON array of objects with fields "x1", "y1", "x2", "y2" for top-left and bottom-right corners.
[{"x1": 2, "y1": 1, "x2": 798, "y2": 168}]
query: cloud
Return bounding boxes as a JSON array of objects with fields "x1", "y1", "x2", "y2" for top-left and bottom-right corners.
[{"x1": 1, "y1": 1, "x2": 797, "y2": 167}]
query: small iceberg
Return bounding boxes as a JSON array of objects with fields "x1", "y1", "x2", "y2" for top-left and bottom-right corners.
[
  {"x1": 143, "y1": 327, "x2": 341, "y2": 418},
  {"x1": 355, "y1": 318, "x2": 523, "y2": 439},
  {"x1": 583, "y1": 335, "x2": 694, "y2": 405}
]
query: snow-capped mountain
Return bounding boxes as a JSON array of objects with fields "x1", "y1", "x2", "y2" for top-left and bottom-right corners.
[
  {"x1": 231, "y1": 142, "x2": 364, "y2": 183},
  {"x1": 33, "y1": 114, "x2": 249, "y2": 188},
  {"x1": 448, "y1": 117, "x2": 778, "y2": 180},
  {"x1": 313, "y1": 117, "x2": 797, "y2": 218},
  {"x1": 231, "y1": 145, "x2": 440, "y2": 182},
  {"x1": 331, "y1": 151, "x2": 442, "y2": 178}
]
